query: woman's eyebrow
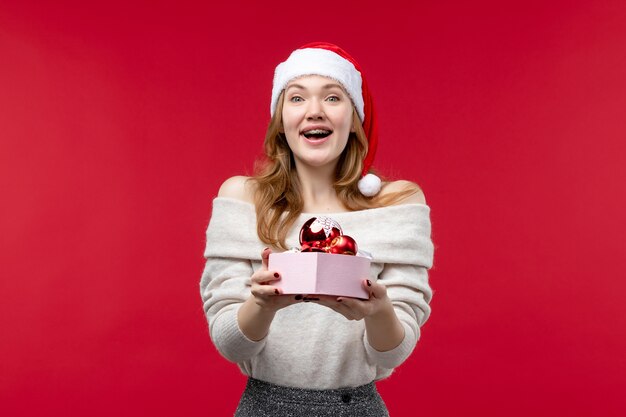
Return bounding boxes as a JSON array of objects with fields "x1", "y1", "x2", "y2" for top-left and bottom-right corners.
[{"x1": 286, "y1": 83, "x2": 343, "y2": 91}]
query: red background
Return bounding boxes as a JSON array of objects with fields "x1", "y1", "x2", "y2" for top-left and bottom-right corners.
[{"x1": 2, "y1": 1, "x2": 625, "y2": 416}]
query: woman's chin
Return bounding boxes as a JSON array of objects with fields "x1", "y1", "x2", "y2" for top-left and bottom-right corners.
[{"x1": 295, "y1": 156, "x2": 340, "y2": 170}]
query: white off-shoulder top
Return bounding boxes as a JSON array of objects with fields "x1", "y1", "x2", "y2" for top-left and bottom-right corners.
[{"x1": 200, "y1": 197, "x2": 435, "y2": 389}]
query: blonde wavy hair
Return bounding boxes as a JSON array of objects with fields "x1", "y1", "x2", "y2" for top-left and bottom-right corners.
[{"x1": 251, "y1": 91, "x2": 418, "y2": 249}]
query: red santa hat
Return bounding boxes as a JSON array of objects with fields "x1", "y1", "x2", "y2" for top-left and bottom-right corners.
[{"x1": 270, "y1": 42, "x2": 382, "y2": 197}]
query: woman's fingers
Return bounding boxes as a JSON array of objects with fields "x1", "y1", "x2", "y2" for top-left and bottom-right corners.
[
  {"x1": 250, "y1": 261, "x2": 283, "y2": 298},
  {"x1": 251, "y1": 270, "x2": 281, "y2": 285},
  {"x1": 363, "y1": 279, "x2": 387, "y2": 299},
  {"x1": 251, "y1": 284, "x2": 282, "y2": 298},
  {"x1": 337, "y1": 296, "x2": 373, "y2": 318},
  {"x1": 261, "y1": 247, "x2": 272, "y2": 270},
  {"x1": 333, "y1": 301, "x2": 361, "y2": 321},
  {"x1": 312, "y1": 295, "x2": 364, "y2": 320}
]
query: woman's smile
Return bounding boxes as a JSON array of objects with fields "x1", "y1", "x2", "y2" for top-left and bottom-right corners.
[{"x1": 301, "y1": 124, "x2": 334, "y2": 145}]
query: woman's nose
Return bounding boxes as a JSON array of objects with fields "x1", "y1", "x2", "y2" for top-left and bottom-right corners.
[{"x1": 306, "y1": 99, "x2": 325, "y2": 120}]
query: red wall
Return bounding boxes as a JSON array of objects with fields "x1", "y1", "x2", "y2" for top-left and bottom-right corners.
[{"x1": 1, "y1": 1, "x2": 625, "y2": 416}]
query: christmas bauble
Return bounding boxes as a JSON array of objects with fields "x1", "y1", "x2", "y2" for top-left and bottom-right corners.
[
  {"x1": 299, "y1": 216, "x2": 343, "y2": 245},
  {"x1": 328, "y1": 235, "x2": 358, "y2": 256},
  {"x1": 300, "y1": 243, "x2": 325, "y2": 253}
]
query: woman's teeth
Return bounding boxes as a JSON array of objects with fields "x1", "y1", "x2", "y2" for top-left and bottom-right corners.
[{"x1": 303, "y1": 129, "x2": 332, "y2": 139}]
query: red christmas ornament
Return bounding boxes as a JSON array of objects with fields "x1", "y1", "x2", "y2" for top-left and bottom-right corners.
[
  {"x1": 299, "y1": 216, "x2": 343, "y2": 246},
  {"x1": 328, "y1": 235, "x2": 358, "y2": 256},
  {"x1": 298, "y1": 216, "x2": 359, "y2": 256},
  {"x1": 300, "y1": 242, "x2": 325, "y2": 252}
]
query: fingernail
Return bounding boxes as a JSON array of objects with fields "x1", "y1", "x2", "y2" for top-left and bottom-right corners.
[
  {"x1": 274, "y1": 272, "x2": 280, "y2": 278},
  {"x1": 366, "y1": 280, "x2": 372, "y2": 287},
  {"x1": 295, "y1": 294, "x2": 303, "y2": 300},
  {"x1": 274, "y1": 289, "x2": 280, "y2": 295}
]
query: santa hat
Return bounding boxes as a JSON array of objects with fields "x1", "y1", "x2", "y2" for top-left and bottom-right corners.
[{"x1": 270, "y1": 42, "x2": 382, "y2": 197}]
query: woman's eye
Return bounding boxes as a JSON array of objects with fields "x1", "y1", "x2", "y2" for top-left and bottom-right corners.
[
  {"x1": 290, "y1": 96, "x2": 303, "y2": 102},
  {"x1": 327, "y1": 96, "x2": 340, "y2": 102}
]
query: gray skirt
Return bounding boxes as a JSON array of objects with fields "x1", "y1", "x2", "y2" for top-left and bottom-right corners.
[{"x1": 234, "y1": 377, "x2": 389, "y2": 417}]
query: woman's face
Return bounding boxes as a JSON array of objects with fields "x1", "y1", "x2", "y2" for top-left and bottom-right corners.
[{"x1": 281, "y1": 75, "x2": 355, "y2": 171}]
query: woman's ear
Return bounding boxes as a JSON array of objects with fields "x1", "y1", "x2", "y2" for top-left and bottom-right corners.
[{"x1": 279, "y1": 124, "x2": 285, "y2": 133}]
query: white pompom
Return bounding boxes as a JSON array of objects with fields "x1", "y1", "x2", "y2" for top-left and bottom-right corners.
[{"x1": 357, "y1": 173, "x2": 382, "y2": 197}]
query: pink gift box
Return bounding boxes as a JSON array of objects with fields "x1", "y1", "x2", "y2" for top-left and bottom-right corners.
[{"x1": 268, "y1": 252, "x2": 371, "y2": 299}]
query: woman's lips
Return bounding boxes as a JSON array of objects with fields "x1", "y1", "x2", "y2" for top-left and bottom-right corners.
[{"x1": 301, "y1": 133, "x2": 331, "y2": 145}]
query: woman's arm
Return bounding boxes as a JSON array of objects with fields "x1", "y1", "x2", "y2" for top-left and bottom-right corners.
[
  {"x1": 362, "y1": 283, "x2": 406, "y2": 351},
  {"x1": 205, "y1": 176, "x2": 297, "y2": 347},
  {"x1": 237, "y1": 248, "x2": 299, "y2": 341},
  {"x1": 366, "y1": 263, "x2": 433, "y2": 367},
  {"x1": 200, "y1": 256, "x2": 263, "y2": 362},
  {"x1": 201, "y1": 248, "x2": 298, "y2": 361},
  {"x1": 313, "y1": 280, "x2": 405, "y2": 351}
]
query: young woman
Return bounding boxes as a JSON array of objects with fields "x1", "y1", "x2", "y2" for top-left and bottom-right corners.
[{"x1": 200, "y1": 42, "x2": 434, "y2": 416}]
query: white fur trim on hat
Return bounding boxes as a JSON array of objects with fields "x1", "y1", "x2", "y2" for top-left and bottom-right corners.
[
  {"x1": 271, "y1": 48, "x2": 364, "y2": 121},
  {"x1": 358, "y1": 173, "x2": 382, "y2": 197}
]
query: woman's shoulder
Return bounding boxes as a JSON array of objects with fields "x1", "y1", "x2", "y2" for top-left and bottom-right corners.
[
  {"x1": 379, "y1": 180, "x2": 426, "y2": 205},
  {"x1": 216, "y1": 177, "x2": 425, "y2": 206},
  {"x1": 217, "y1": 176, "x2": 256, "y2": 204}
]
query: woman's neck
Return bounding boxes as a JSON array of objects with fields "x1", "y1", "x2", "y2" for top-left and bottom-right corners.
[{"x1": 295, "y1": 162, "x2": 349, "y2": 213}]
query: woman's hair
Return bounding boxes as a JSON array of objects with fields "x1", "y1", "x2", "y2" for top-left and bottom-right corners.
[{"x1": 251, "y1": 91, "x2": 419, "y2": 249}]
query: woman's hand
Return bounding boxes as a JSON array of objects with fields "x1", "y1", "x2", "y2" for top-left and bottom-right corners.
[
  {"x1": 310, "y1": 279, "x2": 392, "y2": 321},
  {"x1": 238, "y1": 247, "x2": 301, "y2": 341},
  {"x1": 311, "y1": 279, "x2": 406, "y2": 351},
  {"x1": 249, "y1": 247, "x2": 299, "y2": 313}
]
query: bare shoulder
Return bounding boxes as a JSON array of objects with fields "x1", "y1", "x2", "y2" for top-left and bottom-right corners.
[
  {"x1": 380, "y1": 180, "x2": 427, "y2": 205},
  {"x1": 217, "y1": 175, "x2": 256, "y2": 204}
]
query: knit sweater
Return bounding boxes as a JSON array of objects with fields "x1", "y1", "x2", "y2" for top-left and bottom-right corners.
[{"x1": 200, "y1": 197, "x2": 434, "y2": 389}]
